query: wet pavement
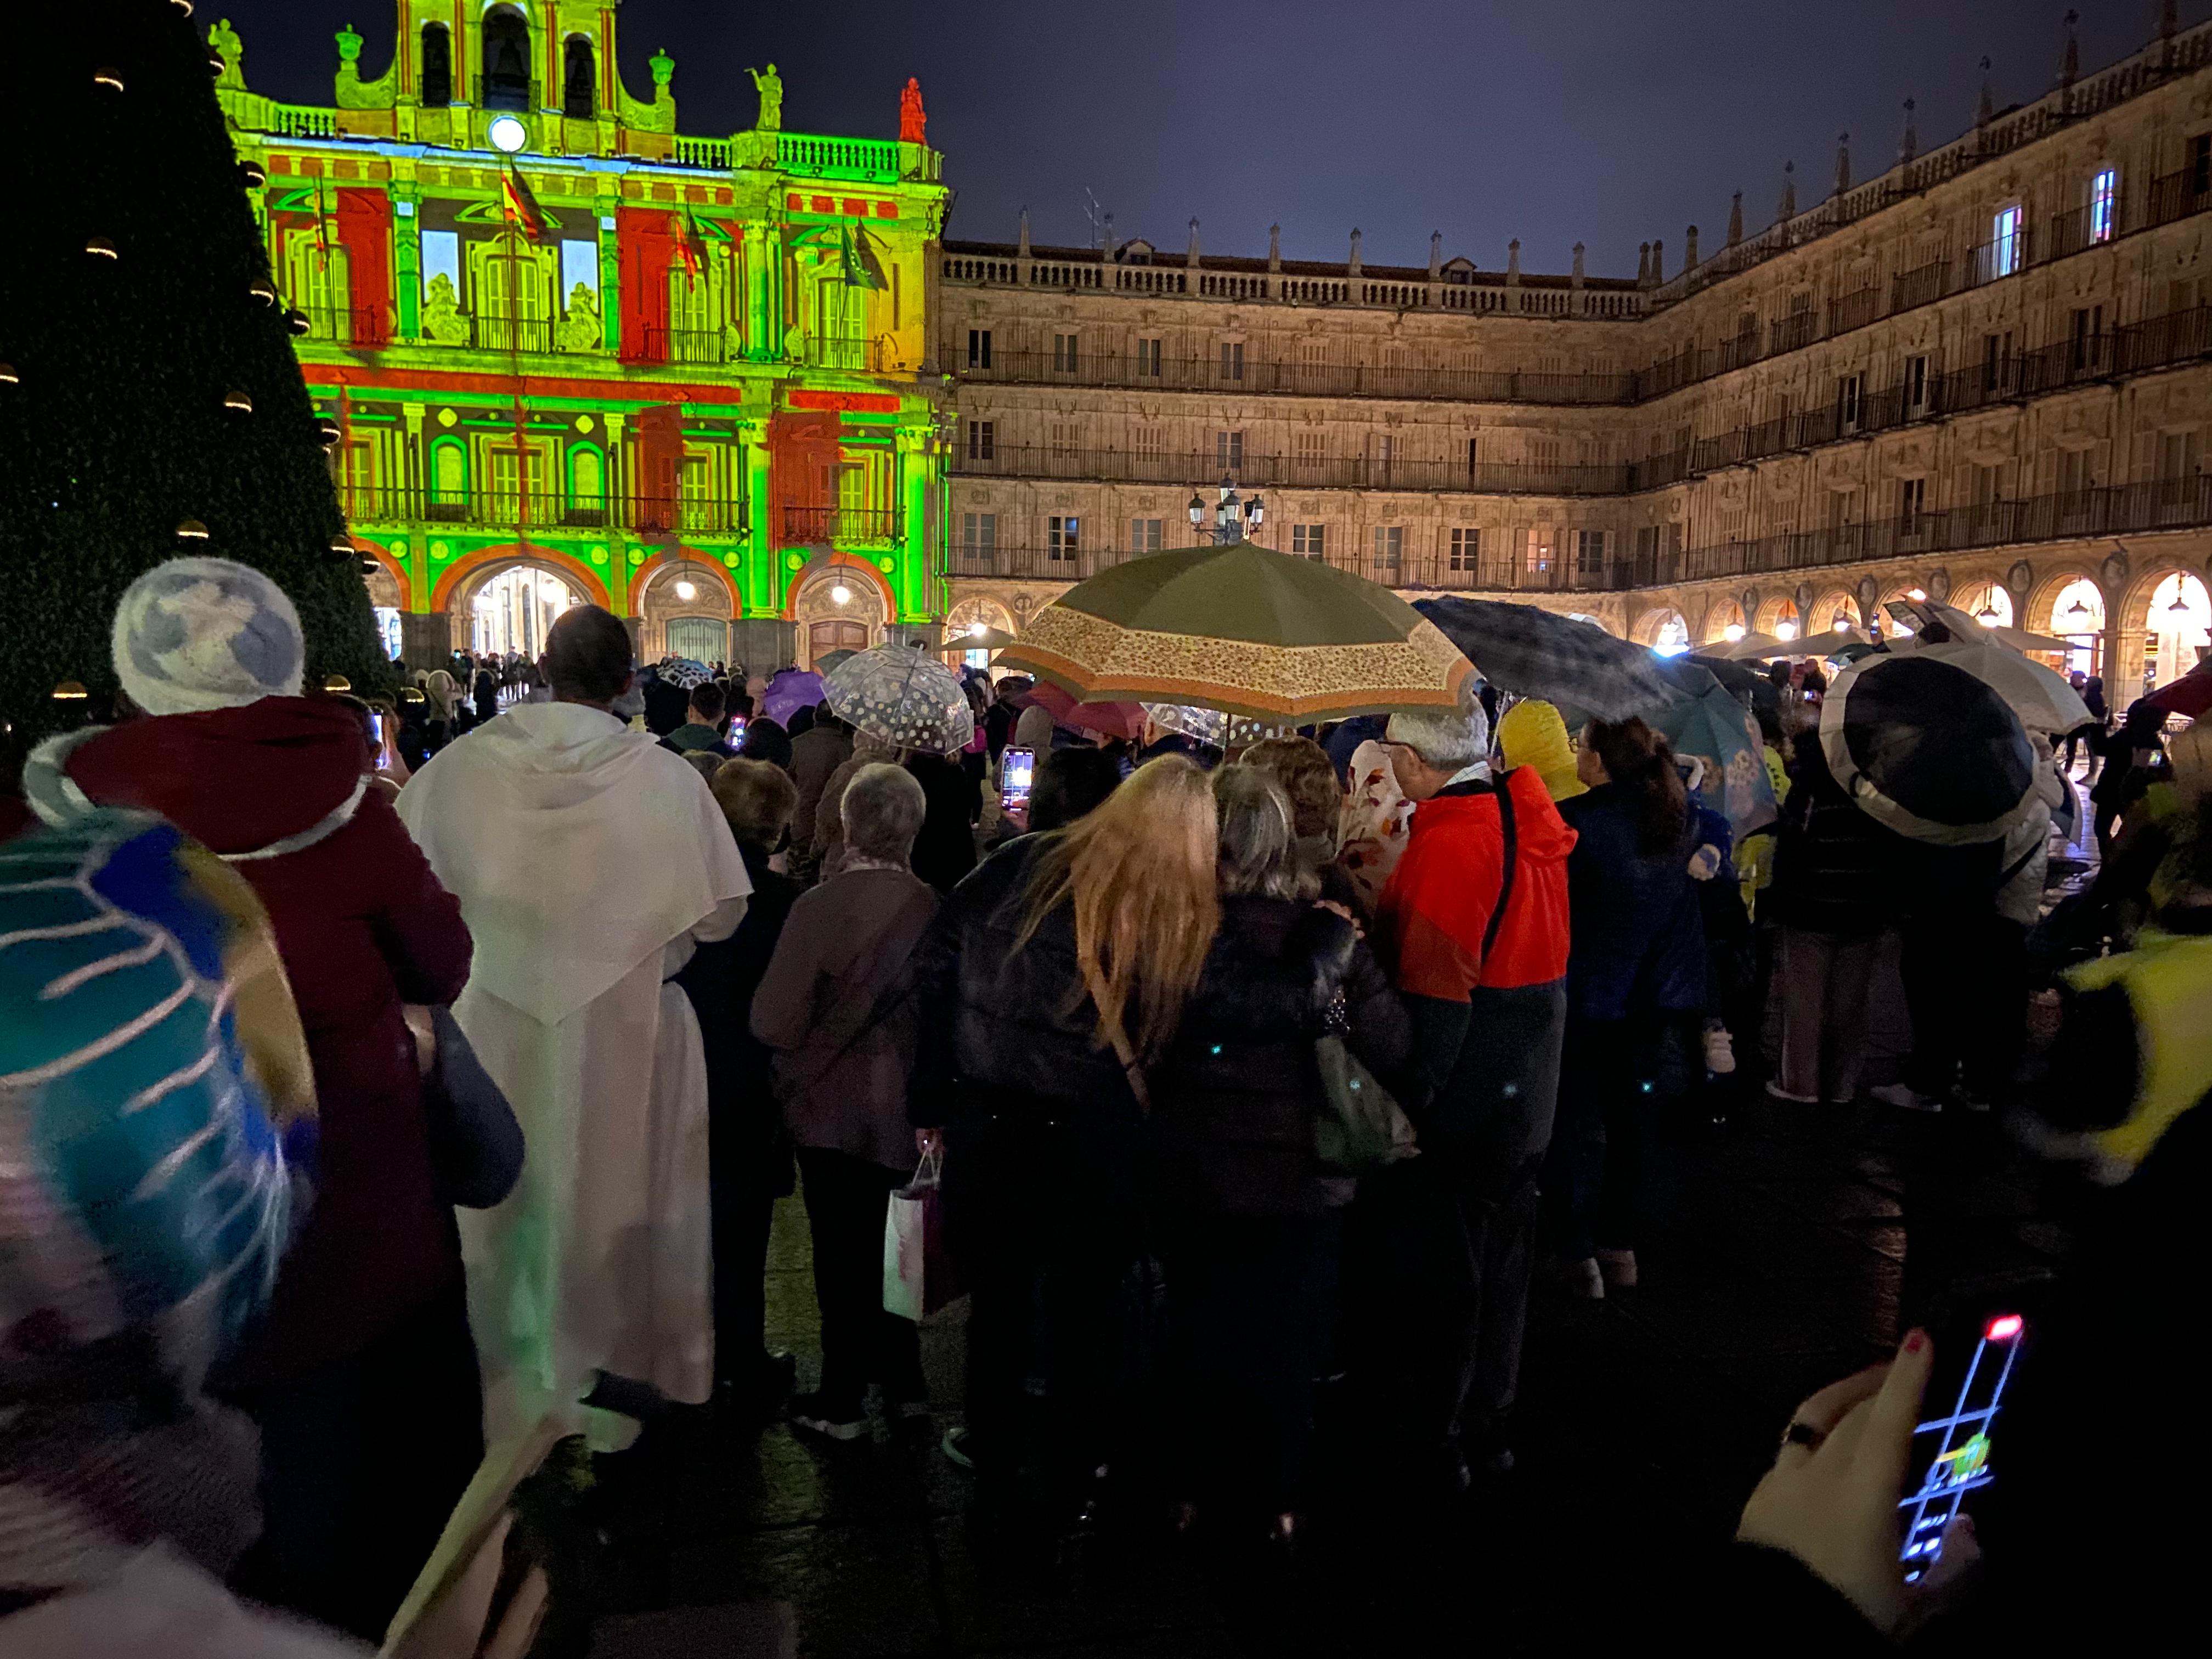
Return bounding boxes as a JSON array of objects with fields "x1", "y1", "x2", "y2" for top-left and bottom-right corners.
[{"x1": 577, "y1": 1086, "x2": 2068, "y2": 1658}]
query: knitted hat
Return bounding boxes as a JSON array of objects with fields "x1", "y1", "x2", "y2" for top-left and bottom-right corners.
[
  {"x1": 111, "y1": 557, "x2": 304, "y2": 716},
  {"x1": 1497, "y1": 699, "x2": 1588, "y2": 803}
]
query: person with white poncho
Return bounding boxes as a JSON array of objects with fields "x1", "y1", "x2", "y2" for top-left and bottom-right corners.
[{"x1": 399, "y1": 605, "x2": 751, "y2": 1449}]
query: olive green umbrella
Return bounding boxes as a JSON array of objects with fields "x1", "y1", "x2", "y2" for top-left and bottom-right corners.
[{"x1": 994, "y1": 544, "x2": 1471, "y2": 722}]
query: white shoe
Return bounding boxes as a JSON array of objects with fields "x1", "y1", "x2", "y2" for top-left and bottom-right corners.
[
  {"x1": 1871, "y1": 1082, "x2": 1942, "y2": 1114},
  {"x1": 1703, "y1": 1027, "x2": 1737, "y2": 1075}
]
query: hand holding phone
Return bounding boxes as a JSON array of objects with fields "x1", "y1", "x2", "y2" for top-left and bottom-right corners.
[
  {"x1": 1900, "y1": 1313, "x2": 2024, "y2": 1581},
  {"x1": 1001, "y1": 746, "x2": 1035, "y2": 822}
]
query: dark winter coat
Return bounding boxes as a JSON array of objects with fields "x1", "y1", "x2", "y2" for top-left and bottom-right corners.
[
  {"x1": 473, "y1": 670, "x2": 498, "y2": 724},
  {"x1": 906, "y1": 751, "x2": 979, "y2": 894},
  {"x1": 1767, "y1": 744, "x2": 1897, "y2": 938},
  {"x1": 1558, "y1": 782, "x2": 1707, "y2": 1021},
  {"x1": 910, "y1": 836, "x2": 1148, "y2": 1143},
  {"x1": 60, "y1": 698, "x2": 473, "y2": 1378},
  {"x1": 677, "y1": 840, "x2": 802, "y2": 1198},
  {"x1": 1154, "y1": 895, "x2": 1412, "y2": 1218}
]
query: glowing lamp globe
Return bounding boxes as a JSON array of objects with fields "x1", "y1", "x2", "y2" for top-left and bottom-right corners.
[
  {"x1": 1723, "y1": 623, "x2": 1746, "y2": 642},
  {"x1": 674, "y1": 578, "x2": 697, "y2": 601},
  {"x1": 831, "y1": 583, "x2": 852, "y2": 606},
  {"x1": 1774, "y1": 620, "x2": 1798, "y2": 641},
  {"x1": 488, "y1": 115, "x2": 528, "y2": 155},
  {"x1": 968, "y1": 622, "x2": 986, "y2": 637},
  {"x1": 1906, "y1": 587, "x2": 1927, "y2": 601}
]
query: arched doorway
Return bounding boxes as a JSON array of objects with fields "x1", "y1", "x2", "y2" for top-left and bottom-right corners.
[
  {"x1": 791, "y1": 565, "x2": 885, "y2": 669},
  {"x1": 637, "y1": 558, "x2": 736, "y2": 664},
  {"x1": 1954, "y1": 580, "x2": 2015, "y2": 630},
  {"x1": 461, "y1": 561, "x2": 591, "y2": 658},
  {"x1": 2142, "y1": 571, "x2": 2211, "y2": 691},
  {"x1": 2046, "y1": 577, "x2": 2106, "y2": 676}
]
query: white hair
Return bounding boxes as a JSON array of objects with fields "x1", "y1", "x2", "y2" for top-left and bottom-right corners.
[{"x1": 842, "y1": 763, "x2": 927, "y2": 864}]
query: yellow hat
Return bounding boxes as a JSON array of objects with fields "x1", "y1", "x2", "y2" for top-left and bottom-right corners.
[{"x1": 1497, "y1": 698, "x2": 1587, "y2": 802}]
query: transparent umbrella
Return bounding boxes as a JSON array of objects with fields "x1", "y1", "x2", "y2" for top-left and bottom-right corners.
[{"x1": 822, "y1": 643, "x2": 975, "y2": 757}]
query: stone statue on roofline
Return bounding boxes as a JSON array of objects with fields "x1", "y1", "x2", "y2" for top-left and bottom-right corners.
[
  {"x1": 900, "y1": 77, "x2": 926, "y2": 144},
  {"x1": 747, "y1": 64, "x2": 783, "y2": 132}
]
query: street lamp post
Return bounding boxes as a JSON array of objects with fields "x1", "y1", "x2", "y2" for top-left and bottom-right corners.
[{"x1": 1187, "y1": 476, "x2": 1265, "y2": 545}]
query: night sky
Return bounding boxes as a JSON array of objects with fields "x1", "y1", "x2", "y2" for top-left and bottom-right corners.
[{"x1": 208, "y1": 1, "x2": 2186, "y2": 277}]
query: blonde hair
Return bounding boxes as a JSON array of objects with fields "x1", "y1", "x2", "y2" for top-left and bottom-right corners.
[{"x1": 1018, "y1": 754, "x2": 1220, "y2": 1063}]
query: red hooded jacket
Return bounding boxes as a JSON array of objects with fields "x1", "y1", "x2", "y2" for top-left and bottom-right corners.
[
  {"x1": 1376, "y1": 764, "x2": 1576, "y2": 997},
  {"x1": 63, "y1": 697, "x2": 472, "y2": 1378}
]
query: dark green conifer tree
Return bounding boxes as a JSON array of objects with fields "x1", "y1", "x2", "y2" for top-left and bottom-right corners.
[{"x1": 0, "y1": 0, "x2": 386, "y2": 739}]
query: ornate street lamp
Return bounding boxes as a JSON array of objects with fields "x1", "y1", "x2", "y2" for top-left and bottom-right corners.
[{"x1": 1188, "y1": 476, "x2": 1265, "y2": 544}]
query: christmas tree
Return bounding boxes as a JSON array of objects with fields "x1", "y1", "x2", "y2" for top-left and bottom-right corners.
[{"x1": 0, "y1": 0, "x2": 387, "y2": 739}]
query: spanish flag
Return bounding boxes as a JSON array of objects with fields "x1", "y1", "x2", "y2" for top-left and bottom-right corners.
[
  {"x1": 501, "y1": 163, "x2": 548, "y2": 242},
  {"x1": 674, "y1": 211, "x2": 708, "y2": 285}
]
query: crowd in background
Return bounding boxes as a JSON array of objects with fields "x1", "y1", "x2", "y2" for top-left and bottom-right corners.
[{"x1": 4, "y1": 556, "x2": 2209, "y2": 1654}]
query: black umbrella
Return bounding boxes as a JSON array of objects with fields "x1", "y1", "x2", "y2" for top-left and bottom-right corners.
[
  {"x1": 1415, "y1": 598, "x2": 1678, "y2": 724},
  {"x1": 1820, "y1": 653, "x2": 2034, "y2": 845},
  {"x1": 1685, "y1": 654, "x2": 1782, "y2": 712}
]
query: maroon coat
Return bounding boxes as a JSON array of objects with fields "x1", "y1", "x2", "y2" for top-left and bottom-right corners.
[{"x1": 65, "y1": 697, "x2": 473, "y2": 1378}]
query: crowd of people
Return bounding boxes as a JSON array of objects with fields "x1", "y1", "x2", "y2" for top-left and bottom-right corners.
[{"x1": 3, "y1": 555, "x2": 2208, "y2": 1653}]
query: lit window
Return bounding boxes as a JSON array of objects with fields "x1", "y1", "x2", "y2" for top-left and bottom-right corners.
[
  {"x1": 2090, "y1": 168, "x2": 2117, "y2": 243},
  {"x1": 1991, "y1": 205, "x2": 2023, "y2": 278},
  {"x1": 1048, "y1": 515, "x2": 1080, "y2": 561}
]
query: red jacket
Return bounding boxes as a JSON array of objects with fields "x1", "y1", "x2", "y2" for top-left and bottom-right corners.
[
  {"x1": 1376, "y1": 765, "x2": 1576, "y2": 997},
  {"x1": 65, "y1": 698, "x2": 473, "y2": 1377}
]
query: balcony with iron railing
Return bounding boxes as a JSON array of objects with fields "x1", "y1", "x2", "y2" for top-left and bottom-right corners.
[
  {"x1": 953, "y1": 347, "x2": 1638, "y2": 406},
  {"x1": 782, "y1": 505, "x2": 901, "y2": 545},
  {"x1": 954, "y1": 444, "x2": 1634, "y2": 496},
  {"x1": 1661, "y1": 475, "x2": 2212, "y2": 586},
  {"x1": 338, "y1": 484, "x2": 746, "y2": 537}
]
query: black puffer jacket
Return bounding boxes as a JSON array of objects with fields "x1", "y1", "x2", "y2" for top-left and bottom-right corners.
[
  {"x1": 910, "y1": 836, "x2": 1145, "y2": 1137},
  {"x1": 1767, "y1": 741, "x2": 1897, "y2": 936},
  {"x1": 1155, "y1": 895, "x2": 1413, "y2": 1218}
]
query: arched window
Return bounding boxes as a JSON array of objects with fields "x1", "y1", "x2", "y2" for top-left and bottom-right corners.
[
  {"x1": 481, "y1": 5, "x2": 531, "y2": 113},
  {"x1": 563, "y1": 36, "x2": 595, "y2": 120},
  {"x1": 419, "y1": 23, "x2": 451, "y2": 107}
]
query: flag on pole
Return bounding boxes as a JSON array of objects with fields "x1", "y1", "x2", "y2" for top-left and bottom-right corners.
[
  {"x1": 675, "y1": 210, "x2": 708, "y2": 285},
  {"x1": 501, "y1": 163, "x2": 548, "y2": 242},
  {"x1": 838, "y1": 224, "x2": 888, "y2": 290}
]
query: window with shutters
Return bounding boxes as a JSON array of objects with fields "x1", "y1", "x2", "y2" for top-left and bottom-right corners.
[
  {"x1": 1052, "y1": 332, "x2": 1079, "y2": 372},
  {"x1": 1048, "y1": 515, "x2": 1080, "y2": 562},
  {"x1": 1219, "y1": 341, "x2": 1244, "y2": 381},
  {"x1": 967, "y1": 328, "x2": 991, "y2": 369},
  {"x1": 2058, "y1": 447, "x2": 2094, "y2": 496},
  {"x1": 1525, "y1": 526, "x2": 1555, "y2": 574},
  {"x1": 1133, "y1": 427, "x2": 1164, "y2": 462},
  {"x1": 1448, "y1": 528, "x2": 1479, "y2": 572},
  {"x1": 2090, "y1": 167, "x2": 2118, "y2": 242},
  {"x1": 1130, "y1": 518, "x2": 1164, "y2": 555},
  {"x1": 1291, "y1": 524, "x2": 1325, "y2": 560},
  {"x1": 1837, "y1": 373, "x2": 1863, "y2": 432},
  {"x1": 1372, "y1": 526, "x2": 1402, "y2": 573},
  {"x1": 960, "y1": 511, "x2": 996, "y2": 561},
  {"x1": 1215, "y1": 430, "x2": 1244, "y2": 470},
  {"x1": 1575, "y1": 529, "x2": 1606, "y2": 576},
  {"x1": 1136, "y1": 337, "x2": 1161, "y2": 376},
  {"x1": 1898, "y1": 476, "x2": 1926, "y2": 533},
  {"x1": 1049, "y1": 422, "x2": 1078, "y2": 456},
  {"x1": 966, "y1": 420, "x2": 994, "y2": 461}
]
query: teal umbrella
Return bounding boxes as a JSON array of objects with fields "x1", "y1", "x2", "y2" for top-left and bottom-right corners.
[{"x1": 1650, "y1": 666, "x2": 1780, "y2": 838}]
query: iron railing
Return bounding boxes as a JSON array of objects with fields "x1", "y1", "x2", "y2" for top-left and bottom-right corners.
[
  {"x1": 952, "y1": 444, "x2": 1633, "y2": 496},
  {"x1": 336, "y1": 484, "x2": 747, "y2": 537},
  {"x1": 782, "y1": 505, "x2": 901, "y2": 545}
]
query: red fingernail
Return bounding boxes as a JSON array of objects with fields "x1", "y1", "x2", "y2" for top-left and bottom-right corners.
[{"x1": 1903, "y1": 1329, "x2": 1928, "y2": 1354}]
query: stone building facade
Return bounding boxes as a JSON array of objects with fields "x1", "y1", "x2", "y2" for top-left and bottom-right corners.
[{"x1": 939, "y1": 16, "x2": 2212, "y2": 695}]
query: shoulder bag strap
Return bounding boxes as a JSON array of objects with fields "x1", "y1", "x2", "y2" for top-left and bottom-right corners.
[
  {"x1": 1480, "y1": 770, "x2": 1520, "y2": 969},
  {"x1": 1083, "y1": 964, "x2": 1152, "y2": 1114}
]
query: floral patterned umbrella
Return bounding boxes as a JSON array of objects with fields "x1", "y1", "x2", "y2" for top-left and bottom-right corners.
[{"x1": 822, "y1": 643, "x2": 975, "y2": 757}]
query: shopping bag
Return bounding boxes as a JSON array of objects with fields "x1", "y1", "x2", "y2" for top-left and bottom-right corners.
[{"x1": 883, "y1": 1148, "x2": 963, "y2": 1321}]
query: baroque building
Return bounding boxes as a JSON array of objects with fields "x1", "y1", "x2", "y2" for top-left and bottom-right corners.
[
  {"x1": 213, "y1": 1, "x2": 952, "y2": 670},
  {"x1": 940, "y1": 14, "x2": 2212, "y2": 695}
]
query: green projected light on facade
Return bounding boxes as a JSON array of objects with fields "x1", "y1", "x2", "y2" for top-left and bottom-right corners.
[{"x1": 217, "y1": 0, "x2": 952, "y2": 667}]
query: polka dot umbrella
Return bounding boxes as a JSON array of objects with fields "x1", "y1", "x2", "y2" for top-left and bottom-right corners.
[{"x1": 822, "y1": 642, "x2": 975, "y2": 758}]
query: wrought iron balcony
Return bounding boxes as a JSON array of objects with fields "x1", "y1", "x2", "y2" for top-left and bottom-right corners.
[{"x1": 782, "y1": 505, "x2": 901, "y2": 545}]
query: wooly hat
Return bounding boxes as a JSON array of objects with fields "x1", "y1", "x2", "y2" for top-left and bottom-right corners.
[{"x1": 111, "y1": 557, "x2": 305, "y2": 716}]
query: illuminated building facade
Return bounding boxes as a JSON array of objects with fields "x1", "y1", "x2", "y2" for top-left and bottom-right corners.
[{"x1": 214, "y1": 1, "x2": 952, "y2": 670}]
